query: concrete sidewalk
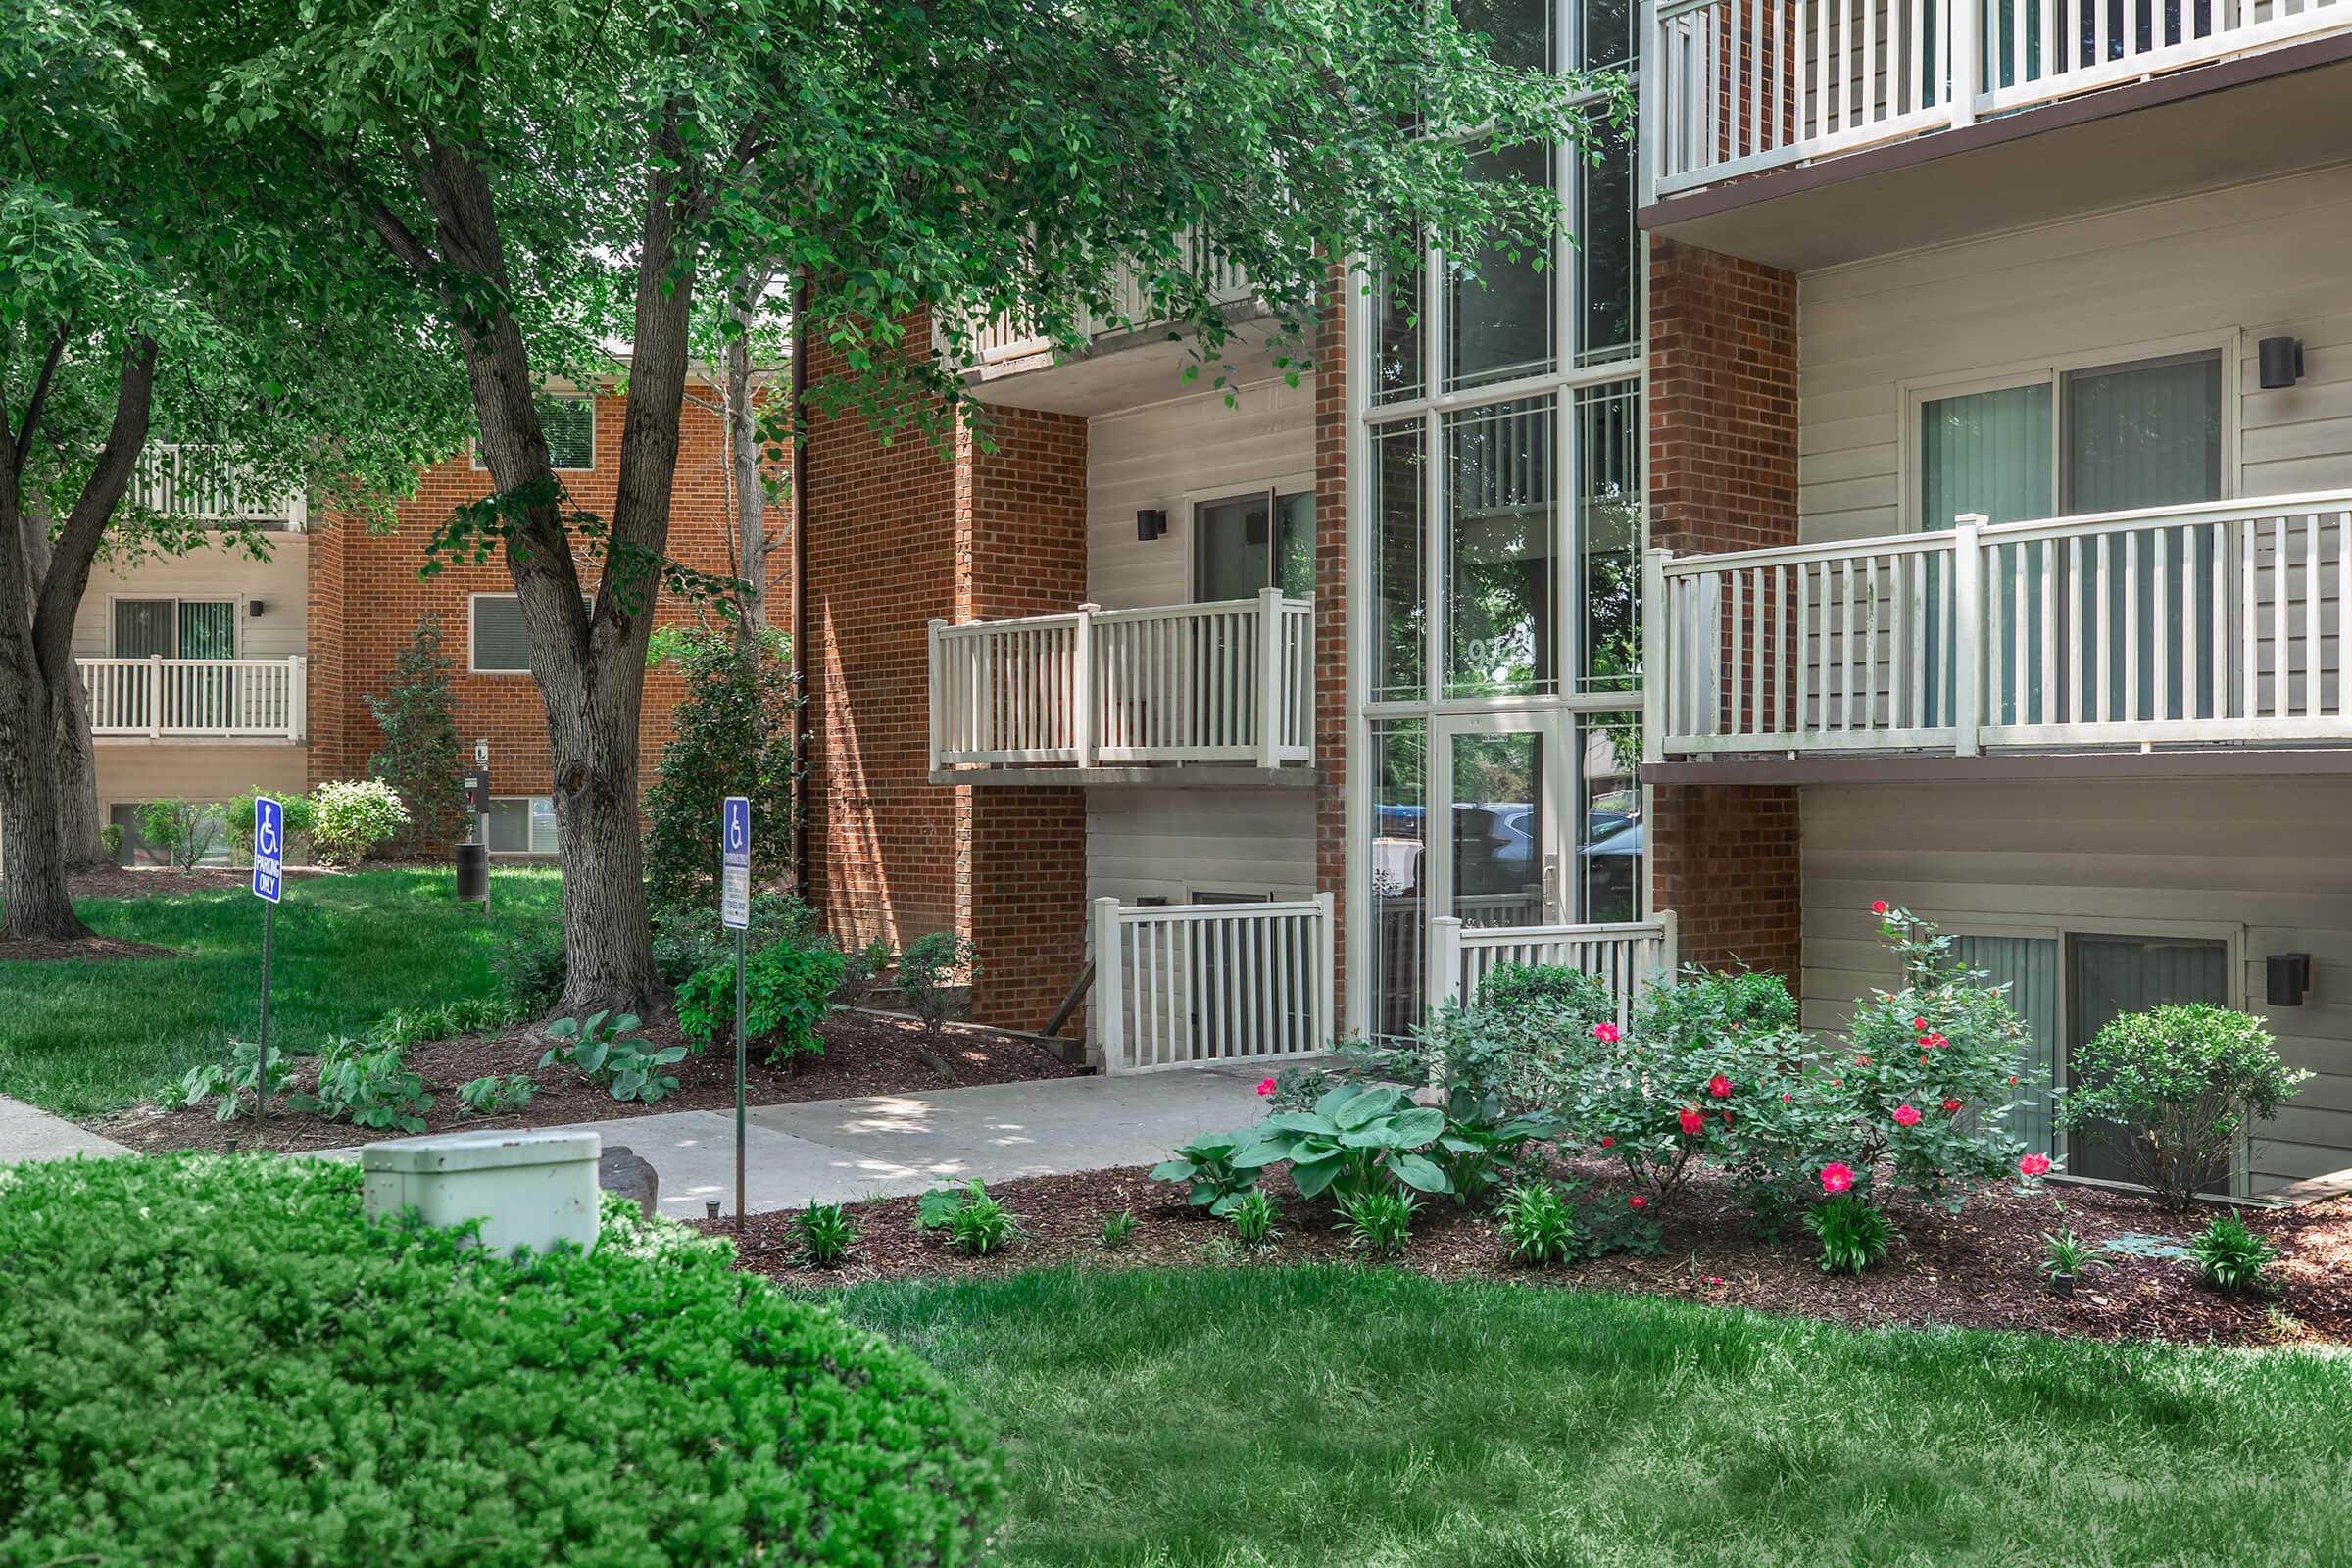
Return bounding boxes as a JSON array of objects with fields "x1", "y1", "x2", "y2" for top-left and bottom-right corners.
[
  {"x1": 328, "y1": 1065, "x2": 1273, "y2": 1220},
  {"x1": 0, "y1": 1095, "x2": 131, "y2": 1164}
]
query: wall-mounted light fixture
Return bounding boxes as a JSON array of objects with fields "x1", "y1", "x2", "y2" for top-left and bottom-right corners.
[
  {"x1": 248, "y1": 600, "x2": 267, "y2": 617},
  {"x1": 2266, "y1": 952, "x2": 2313, "y2": 1007},
  {"x1": 1136, "y1": 508, "x2": 1168, "y2": 542},
  {"x1": 2259, "y1": 336, "x2": 2304, "y2": 389}
]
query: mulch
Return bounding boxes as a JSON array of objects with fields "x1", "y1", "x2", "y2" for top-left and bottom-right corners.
[
  {"x1": 93, "y1": 1010, "x2": 1084, "y2": 1155},
  {"x1": 0, "y1": 935, "x2": 183, "y2": 963},
  {"x1": 65, "y1": 865, "x2": 330, "y2": 901},
  {"x1": 714, "y1": 1157, "x2": 2352, "y2": 1348}
]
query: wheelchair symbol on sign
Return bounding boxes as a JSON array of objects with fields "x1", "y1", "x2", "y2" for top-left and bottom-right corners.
[
  {"x1": 727, "y1": 815, "x2": 745, "y2": 853},
  {"x1": 257, "y1": 818, "x2": 279, "y2": 857}
]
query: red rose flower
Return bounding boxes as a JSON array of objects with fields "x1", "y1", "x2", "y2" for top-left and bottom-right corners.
[
  {"x1": 1599, "y1": 1136, "x2": 1615, "y2": 1148},
  {"x1": 1820, "y1": 1163, "x2": 1855, "y2": 1194},
  {"x1": 1677, "y1": 1107, "x2": 1704, "y2": 1136},
  {"x1": 1871, "y1": 900, "x2": 1890, "y2": 915},
  {"x1": 1707, "y1": 1073, "x2": 1732, "y2": 1098},
  {"x1": 1892, "y1": 1104, "x2": 1922, "y2": 1127},
  {"x1": 1629, "y1": 1195, "x2": 1648, "y2": 1209},
  {"x1": 2019, "y1": 1152, "x2": 2053, "y2": 1177},
  {"x1": 1941, "y1": 1099, "x2": 1962, "y2": 1112}
]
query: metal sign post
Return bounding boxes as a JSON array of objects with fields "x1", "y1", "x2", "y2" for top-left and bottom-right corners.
[
  {"x1": 720, "y1": 795, "x2": 752, "y2": 1232},
  {"x1": 250, "y1": 797, "x2": 284, "y2": 1127}
]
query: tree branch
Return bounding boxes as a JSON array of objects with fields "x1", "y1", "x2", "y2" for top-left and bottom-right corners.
[
  {"x1": 32, "y1": 337, "x2": 157, "y2": 675},
  {"x1": 12, "y1": 319, "x2": 71, "y2": 474}
]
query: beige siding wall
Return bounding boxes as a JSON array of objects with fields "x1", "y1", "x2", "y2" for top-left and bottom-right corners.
[
  {"x1": 93, "y1": 746, "x2": 309, "y2": 814},
  {"x1": 74, "y1": 535, "x2": 309, "y2": 660},
  {"x1": 1082, "y1": 379, "x2": 1318, "y2": 905},
  {"x1": 1800, "y1": 777, "x2": 2352, "y2": 1193},
  {"x1": 1085, "y1": 377, "x2": 1314, "y2": 611},
  {"x1": 1799, "y1": 164, "x2": 2352, "y2": 543}
]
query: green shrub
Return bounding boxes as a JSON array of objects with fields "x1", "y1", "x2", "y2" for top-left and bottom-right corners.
[
  {"x1": 1803, "y1": 1193, "x2": 1898, "y2": 1276},
  {"x1": 223, "y1": 790, "x2": 316, "y2": 860},
  {"x1": 1397, "y1": 1001, "x2": 1587, "y2": 1115},
  {"x1": 363, "y1": 614, "x2": 470, "y2": 856},
  {"x1": 372, "y1": 996, "x2": 511, "y2": 1048},
  {"x1": 2189, "y1": 1213, "x2": 2280, "y2": 1296},
  {"x1": 455, "y1": 1073, "x2": 537, "y2": 1116},
  {"x1": 675, "y1": 939, "x2": 844, "y2": 1065},
  {"x1": 539, "y1": 1011, "x2": 687, "y2": 1103},
  {"x1": 1235, "y1": 1084, "x2": 1450, "y2": 1204},
  {"x1": 1336, "y1": 1188, "x2": 1416, "y2": 1259},
  {"x1": 795, "y1": 1201, "x2": 860, "y2": 1268},
  {"x1": 1498, "y1": 1180, "x2": 1583, "y2": 1267},
  {"x1": 308, "y1": 778, "x2": 411, "y2": 867},
  {"x1": 950, "y1": 1192, "x2": 1018, "y2": 1255},
  {"x1": 1099, "y1": 1208, "x2": 1138, "y2": 1250},
  {"x1": 174, "y1": 1040, "x2": 294, "y2": 1120},
  {"x1": 1476, "y1": 961, "x2": 1616, "y2": 1027},
  {"x1": 0, "y1": 1155, "x2": 1002, "y2": 1564},
  {"x1": 492, "y1": 920, "x2": 566, "y2": 1018},
  {"x1": 651, "y1": 892, "x2": 822, "y2": 984},
  {"x1": 897, "y1": 932, "x2": 980, "y2": 1036},
  {"x1": 640, "y1": 628, "x2": 796, "y2": 911},
  {"x1": 2038, "y1": 1226, "x2": 2107, "y2": 1281},
  {"x1": 289, "y1": 1037, "x2": 432, "y2": 1133},
  {"x1": 99, "y1": 821, "x2": 123, "y2": 858},
  {"x1": 134, "y1": 798, "x2": 220, "y2": 870},
  {"x1": 2059, "y1": 1004, "x2": 2310, "y2": 1213},
  {"x1": 834, "y1": 937, "x2": 897, "y2": 1007},
  {"x1": 1432, "y1": 1087, "x2": 1561, "y2": 1206}
]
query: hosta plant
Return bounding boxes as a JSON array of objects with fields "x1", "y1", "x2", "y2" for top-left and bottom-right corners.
[
  {"x1": 1151, "y1": 1131, "x2": 1263, "y2": 1216},
  {"x1": 1233, "y1": 1084, "x2": 1449, "y2": 1203},
  {"x1": 1336, "y1": 1189, "x2": 1416, "y2": 1260},
  {"x1": 176, "y1": 1040, "x2": 296, "y2": 1121},
  {"x1": 455, "y1": 1073, "x2": 537, "y2": 1117},
  {"x1": 290, "y1": 1037, "x2": 432, "y2": 1133},
  {"x1": 1433, "y1": 1087, "x2": 1562, "y2": 1207},
  {"x1": 539, "y1": 1011, "x2": 688, "y2": 1104}
]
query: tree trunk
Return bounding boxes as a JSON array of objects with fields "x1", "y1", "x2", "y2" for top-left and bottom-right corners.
[
  {"x1": 727, "y1": 290, "x2": 766, "y2": 648},
  {"x1": 54, "y1": 678, "x2": 107, "y2": 868},
  {"x1": 0, "y1": 668, "x2": 94, "y2": 941}
]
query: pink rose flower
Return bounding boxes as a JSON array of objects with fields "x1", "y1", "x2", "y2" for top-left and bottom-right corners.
[
  {"x1": 1629, "y1": 1195, "x2": 1648, "y2": 1209},
  {"x1": 1591, "y1": 1022, "x2": 1620, "y2": 1044},
  {"x1": 1678, "y1": 1107, "x2": 1704, "y2": 1136},
  {"x1": 1871, "y1": 900, "x2": 1890, "y2": 915},
  {"x1": 1707, "y1": 1073, "x2": 1732, "y2": 1098},
  {"x1": 1255, "y1": 1077, "x2": 1276, "y2": 1097},
  {"x1": 1820, "y1": 1163, "x2": 1855, "y2": 1194},
  {"x1": 1892, "y1": 1104, "x2": 1922, "y2": 1127},
  {"x1": 1911, "y1": 1016, "x2": 1928, "y2": 1030},
  {"x1": 2020, "y1": 1152, "x2": 2053, "y2": 1177}
]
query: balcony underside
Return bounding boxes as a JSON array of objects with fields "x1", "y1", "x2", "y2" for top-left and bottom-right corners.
[
  {"x1": 1642, "y1": 33, "x2": 2352, "y2": 270},
  {"x1": 1647, "y1": 742, "x2": 2352, "y2": 783},
  {"x1": 933, "y1": 763, "x2": 1319, "y2": 788},
  {"x1": 963, "y1": 307, "x2": 1293, "y2": 417}
]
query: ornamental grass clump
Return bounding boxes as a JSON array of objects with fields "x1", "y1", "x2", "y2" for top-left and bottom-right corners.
[{"x1": 0, "y1": 1155, "x2": 1002, "y2": 1565}]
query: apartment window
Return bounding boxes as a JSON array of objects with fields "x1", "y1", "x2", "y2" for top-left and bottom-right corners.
[
  {"x1": 484, "y1": 797, "x2": 560, "y2": 855},
  {"x1": 113, "y1": 599, "x2": 236, "y2": 660},
  {"x1": 1192, "y1": 490, "x2": 1315, "y2": 602},
  {"x1": 473, "y1": 393, "x2": 596, "y2": 472},
  {"x1": 1916, "y1": 351, "x2": 2223, "y2": 530},
  {"x1": 469, "y1": 594, "x2": 535, "y2": 673}
]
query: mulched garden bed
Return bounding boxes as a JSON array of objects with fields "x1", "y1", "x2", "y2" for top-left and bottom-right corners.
[
  {"x1": 94, "y1": 1010, "x2": 1084, "y2": 1155},
  {"x1": 66, "y1": 865, "x2": 330, "y2": 900},
  {"x1": 716, "y1": 1157, "x2": 2352, "y2": 1348}
]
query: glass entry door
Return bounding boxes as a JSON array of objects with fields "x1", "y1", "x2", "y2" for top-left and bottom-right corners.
[{"x1": 1427, "y1": 712, "x2": 1570, "y2": 995}]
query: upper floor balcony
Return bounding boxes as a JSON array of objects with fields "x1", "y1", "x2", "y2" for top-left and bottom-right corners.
[
  {"x1": 131, "y1": 443, "x2": 309, "y2": 529},
  {"x1": 940, "y1": 240, "x2": 1270, "y2": 416},
  {"x1": 928, "y1": 591, "x2": 1314, "y2": 784},
  {"x1": 1644, "y1": 490, "x2": 2352, "y2": 774},
  {"x1": 1640, "y1": 0, "x2": 2352, "y2": 268},
  {"x1": 81, "y1": 655, "x2": 308, "y2": 743}
]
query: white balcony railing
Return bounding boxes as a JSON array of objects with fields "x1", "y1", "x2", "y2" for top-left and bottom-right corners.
[
  {"x1": 1646, "y1": 492, "x2": 2352, "y2": 759},
  {"x1": 80, "y1": 656, "x2": 308, "y2": 741},
  {"x1": 929, "y1": 591, "x2": 1314, "y2": 771},
  {"x1": 1430, "y1": 913, "x2": 1681, "y2": 1035},
  {"x1": 1093, "y1": 894, "x2": 1335, "y2": 1072},
  {"x1": 130, "y1": 443, "x2": 308, "y2": 528},
  {"x1": 953, "y1": 237, "x2": 1258, "y2": 368},
  {"x1": 1645, "y1": 0, "x2": 2352, "y2": 198}
]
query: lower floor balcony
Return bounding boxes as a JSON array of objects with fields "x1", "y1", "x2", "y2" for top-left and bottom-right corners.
[
  {"x1": 929, "y1": 593, "x2": 1314, "y2": 781},
  {"x1": 1647, "y1": 491, "x2": 2352, "y2": 765},
  {"x1": 81, "y1": 656, "x2": 308, "y2": 743}
]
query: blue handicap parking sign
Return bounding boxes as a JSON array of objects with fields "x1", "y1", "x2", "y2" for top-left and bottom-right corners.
[
  {"x1": 720, "y1": 796, "x2": 751, "y2": 930},
  {"x1": 251, "y1": 796, "x2": 284, "y2": 904}
]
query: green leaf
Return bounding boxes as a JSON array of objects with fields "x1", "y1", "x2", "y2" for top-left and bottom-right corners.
[
  {"x1": 1386, "y1": 1106, "x2": 1445, "y2": 1146},
  {"x1": 1149, "y1": 1159, "x2": 1196, "y2": 1183},
  {"x1": 1257, "y1": 1111, "x2": 1339, "y2": 1137},
  {"x1": 1387, "y1": 1152, "x2": 1452, "y2": 1194},
  {"x1": 1291, "y1": 1158, "x2": 1342, "y2": 1199},
  {"x1": 1332, "y1": 1088, "x2": 1394, "y2": 1131}
]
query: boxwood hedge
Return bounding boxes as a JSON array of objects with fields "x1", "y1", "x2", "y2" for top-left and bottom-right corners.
[{"x1": 0, "y1": 1154, "x2": 1001, "y2": 1565}]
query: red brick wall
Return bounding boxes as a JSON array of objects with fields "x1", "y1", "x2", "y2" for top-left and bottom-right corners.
[
  {"x1": 1312, "y1": 270, "x2": 1351, "y2": 1024},
  {"x1": 308, "y1": 389, "x2": 776, "y2": 843},
  {"x1": 801, "y1": 318, "x2": 1091, "y2": 1029},
  {"x1": 1646, "y1": 239, "x2": 1803, "y2": 986}
]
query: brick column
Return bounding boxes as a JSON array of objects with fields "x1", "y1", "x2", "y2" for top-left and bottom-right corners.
[
  {"x1": 1646, "y1": 238, "x2": 1803, "y2": 986},
  {"x1": 802, "y1": 319, "x2": 1091, "y2": 1031},
  {"x1": 1313, "y1": 270, "x2": 1351, "y2": 1032}
]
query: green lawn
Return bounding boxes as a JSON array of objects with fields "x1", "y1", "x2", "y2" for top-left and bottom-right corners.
[
  {"x1": 839, "y1": 1266, "x2": 2352, "y2": 1568},
  {"x1": 1, "y1": 867, "x2": 562, "y2": 1117}
]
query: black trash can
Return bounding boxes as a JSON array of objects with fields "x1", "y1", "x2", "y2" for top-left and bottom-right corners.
[{"x1": 454, "y1": 842, "x2": 489, "y2": 904}]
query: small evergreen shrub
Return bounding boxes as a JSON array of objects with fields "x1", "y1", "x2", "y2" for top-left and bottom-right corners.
[
  {"x1": 675, "y1": 939, "x2": 845, "y2": 1065},
  {"x1": 640, "y1": 628, "x2": 796, "y2": 911},
  {"x1": 223, "y1": 790, "x2": 316, "y2": 861},
  {"x1": 651, "y1": 893, "x2": 821, "y2": 983},
  {"x1": 897, "y1": 932, "x2": 980, "y2": 1036},
  {"x1": 0, "y1": 1156, "x2": 1002, "y2": 1563},
  {"x1": 1477, "y1": 961, "x2": 1616, "y2": 1027},
  {"x1": 363, "y1": 614, "x2": 470, "y2": 855},
  {"x1": 2059, "y1": 1004, "x2": 2310, "y2": 1212},
  {"x1": 2189, "y1": 1213, "x2": 2280, "y2": 1296},
  {"x1": 493, "y1": 920, "x2": 567, "y2": 1018},
  {"x1": 308, "y1": 779, "x2": 411, "y2": 867},
  {"x1": 99, "y1": 822, "x2": 123, "y2": 858}
]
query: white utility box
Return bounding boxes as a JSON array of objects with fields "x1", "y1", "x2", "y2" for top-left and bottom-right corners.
[{"x1": 362, "y1": 1128, "x2": 603, "y2": 1255}]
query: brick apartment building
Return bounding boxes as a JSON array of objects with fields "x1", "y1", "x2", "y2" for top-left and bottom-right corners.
[
  {"x1": 82, "y1": 383, "x2": 769, "y2": 862},
  {"x1": 794, "y1": 0, "x2": 2352, "y2": 1197}
]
